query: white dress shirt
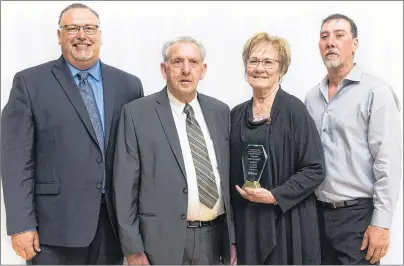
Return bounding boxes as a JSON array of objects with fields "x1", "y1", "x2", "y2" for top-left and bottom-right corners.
[{"x1": 167, "y1": 90, "x2": 225, "y2": 221}]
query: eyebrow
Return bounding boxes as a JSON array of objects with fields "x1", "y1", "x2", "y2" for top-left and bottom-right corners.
[
  {"x1": 320, "y1": 29, "x2": 347, "y2": 35},
  {"x1": 249, "y1": 57, "x2": 277, "y2": 60}
]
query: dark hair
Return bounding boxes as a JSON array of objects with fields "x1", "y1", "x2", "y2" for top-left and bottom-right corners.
[
  {"x1": 321, "y1": 13, "x2": 358, "y2": 38},
  {"x1": 58, "y1": 3, "x2": 99, "y2": 26}
]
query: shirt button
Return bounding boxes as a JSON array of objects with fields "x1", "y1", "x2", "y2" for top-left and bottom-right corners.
[
  {"x1": 183, "y1": 188, "x2": 188, "y2": 194},
  {"x1": 96, "y1": 183, "x2": 102, "y2": 189},
  {"x1": 325, "y1": 109, "x2": 329, "y2": 113},
  {"x1": 322, "y1": 129, "x2": 327, "y2": 133},
  {"x1": 181, "y1": 214, "x2": 186, "y2": 220},
  {"x1": 96, "y1": 157, "x2": 102, "y2": 163}
]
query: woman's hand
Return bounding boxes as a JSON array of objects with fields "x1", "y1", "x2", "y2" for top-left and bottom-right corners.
[{"x1": 235, "y1": 185, "x2": 277, "y2": 204}]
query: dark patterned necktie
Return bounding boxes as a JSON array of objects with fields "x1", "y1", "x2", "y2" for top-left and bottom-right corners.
[
  {"x1": 77, "y1": 71, "x2": 104, "y2": 154},
  {"x1": 184, "y1": 104, "x2": 219, "y2": 209}
]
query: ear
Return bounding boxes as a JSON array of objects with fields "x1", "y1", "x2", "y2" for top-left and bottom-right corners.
[
  {"x1": 352, "y1": 37, "x2": 359, "y2": 54},
  {"x1": 57, "y1": 29, "x2": 61, "y2": 45},
  {"x1": 199, "y1": 63, "x2": 207, "y2": 80},
  {"x1": 100, "y1": 30, "x2": 103, "y2": 45},
  {"x1": 160, "y1": 62, "x2": 168, "y2": 80}
]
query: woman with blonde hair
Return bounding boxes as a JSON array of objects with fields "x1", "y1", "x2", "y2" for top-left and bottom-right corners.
[{"x1": 230, "y1": 32, "x2": 325, "y2": 264}]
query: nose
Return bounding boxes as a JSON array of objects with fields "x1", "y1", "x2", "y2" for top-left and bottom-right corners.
[
  {"x1": 326, "y1": 34, "x2": 336, "y2": 48},
  {"x1": 182, "y1": 61, "x2": 191, "y2": 74},
  {"x1": 76, "y1": 27, "x2": 87, "y2": 39},
  {"x1": 255, "y1": 61, "x2": 266, "y2": 72}
]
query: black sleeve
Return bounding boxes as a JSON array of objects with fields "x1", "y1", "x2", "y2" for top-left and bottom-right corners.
[{"x1": 271, "y1": 103, "x2": 325, "y2": 213}]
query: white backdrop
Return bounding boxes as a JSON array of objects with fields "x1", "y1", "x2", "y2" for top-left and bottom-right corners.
[{"x1": 1, "y1": 1, "x2": 402, "y2": 264}]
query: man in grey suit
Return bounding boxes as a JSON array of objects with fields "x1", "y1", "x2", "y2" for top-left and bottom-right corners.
[
  {"x1": 1, "y1": 3, "x2": 143, "y2": 264},
  {"x1": 113, "y1": 36, "x2": 237, "y2": 265}
]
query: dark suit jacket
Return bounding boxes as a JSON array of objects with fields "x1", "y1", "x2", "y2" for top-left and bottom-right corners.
[
  {"x1": 113, "y1": 88, "x2": 235, "y2": 264},
  {"x1": 1, "y1": 56, "x2": 143, "y2": 247}
]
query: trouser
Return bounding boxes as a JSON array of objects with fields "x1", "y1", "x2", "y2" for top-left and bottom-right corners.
[
  {"x1": 317, "y1": 198, "x2": 379, "y2": 265},
  {"x1": 28, "y1": 195, "x2": 123, "y2": 265},
  {"x1": 182, "y1": 215, "x2": 224, "y2": 265}
]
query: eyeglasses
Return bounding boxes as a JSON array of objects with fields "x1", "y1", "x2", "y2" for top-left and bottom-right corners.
[
  {"x1": 59, "y1": 24, "x2": 99, "y2": 35},
  {"x1": 247, "y1": 58, "x2": 279, "y2": 69},
  {"x1": 170, "y1": 58, "x2": 201, "y2": 69}
]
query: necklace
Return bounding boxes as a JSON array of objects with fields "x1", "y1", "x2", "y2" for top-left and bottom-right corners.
[{"x1": 253, "y1": 87, "x2": 279, "y2": 116}]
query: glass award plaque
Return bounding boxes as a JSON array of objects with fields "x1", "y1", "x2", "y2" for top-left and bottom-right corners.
[{"x1": 242, "y1": 144, "x2": 268, "y2": 189}]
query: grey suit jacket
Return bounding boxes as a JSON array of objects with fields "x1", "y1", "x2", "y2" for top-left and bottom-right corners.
[
  {"x1": 113, "y1": 87, "x2": 235, "y2": 264},
  {"x1": 1, "y1": 56, "x2": 143, "y2": 247}
]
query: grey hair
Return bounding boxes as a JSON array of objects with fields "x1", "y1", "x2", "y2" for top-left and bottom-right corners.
[
  {"x1": 58, "y1": 3, "x2": 100, "y2": 26},
  {"x1": 322, "y1": 13, "x2": 358, "y2": 39},
  {"x1": 161, "y1": 36, "x2": 206, "y2": 62}
]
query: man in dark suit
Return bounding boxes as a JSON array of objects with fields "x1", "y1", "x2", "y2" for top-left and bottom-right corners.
[
  {"x1": 1, "y1": 3, "x2": 143, "y2": 264},
  {"x1": 113, "y1": 36, "x2": 237, "y2": 265}
]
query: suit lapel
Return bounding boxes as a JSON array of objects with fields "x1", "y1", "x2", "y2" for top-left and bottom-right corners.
[
  {"x1": 155, "y1": 88, "x2": 187, "y2": 179},
  {"x1": 100, "y1": 63, "x2": 116, "y2": 151},
  {"x1": 51, "y1": 56, "x2": 98, "y2": 145},
  {"x1": 198, "y1": 94, "x2": 223, "y2": 177}
]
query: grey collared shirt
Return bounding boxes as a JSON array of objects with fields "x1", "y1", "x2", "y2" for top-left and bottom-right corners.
[{"x1": 305, "y1": 64, "x2": 402, "y2": 229}]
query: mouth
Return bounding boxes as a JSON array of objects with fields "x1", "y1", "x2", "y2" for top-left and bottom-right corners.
[
  {"x1": 325, "y1": 52, "x2": 338, "y2": 57},
  {"x1": 253, "y1": 76, "x2": 268, "y2": 79},
  {"x1": 179, "y1": 79, "x2": 192, "y2": 85},
  {"x1": 73, "y1": 44, "x2": 91, "y2": 49}
]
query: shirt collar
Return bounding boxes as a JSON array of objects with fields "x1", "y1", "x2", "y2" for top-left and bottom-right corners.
[
  {"x1": 167, "y1": 88, "x2": 199, "y2": 118},
  {"x1": 319, "y1": 63, "x2": 363, "y2": 89},
  {"x1": 66, "y1": 58, "x2": 101, "y2": 81},
  {"x1": 344, "y1": 64, "x2": 363, "y2": 82}
]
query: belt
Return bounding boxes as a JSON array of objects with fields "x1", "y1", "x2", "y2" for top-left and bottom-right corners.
[
  {"x1": 318, "y1": 199, "x2": 359, "y2": 209},
  {"x1": 187, "y1": 215, "x2": 224, "y2": 228}
]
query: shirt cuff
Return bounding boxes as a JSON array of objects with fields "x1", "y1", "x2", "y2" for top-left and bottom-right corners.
[
  {"x1": 13, "y1": 227, "x2": 36, "y2": 235},
  {"x1": 370, "y1": 209, "x2": 393, "y2": 229}
]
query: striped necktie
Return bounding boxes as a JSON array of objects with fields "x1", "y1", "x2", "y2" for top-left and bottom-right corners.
[{"x1": 184, "y1": 103, "x2": 219, "y2": 209}]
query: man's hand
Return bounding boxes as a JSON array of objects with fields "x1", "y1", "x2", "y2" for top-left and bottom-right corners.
[
  {"x1": 235, "y1": 185, "x2": 276, "y2": 204},
  {"x1": 360, "y1": 225, "x2": 390, "y2": 264},
  {"x1": 11, "y1": 230, "x2": 41, "y2": 260},
  {"x1": 127, "y1": 252, "x2": 150, "y2": 265},
  {"x1": 230, "y1": 244, "x2": 237, "y2": 265}
]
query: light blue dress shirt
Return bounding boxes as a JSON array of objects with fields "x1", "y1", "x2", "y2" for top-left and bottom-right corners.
[{"x1": 305, "y1": 64, "x2": 402, "y2": 229}]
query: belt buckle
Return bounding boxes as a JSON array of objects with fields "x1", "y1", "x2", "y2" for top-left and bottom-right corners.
[{"x1": 187, "y1": 221, "x2": 202, "y2": 228}]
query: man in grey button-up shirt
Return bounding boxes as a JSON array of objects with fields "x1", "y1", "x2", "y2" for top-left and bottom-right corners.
[{"x1": 305, "y1": 14, "x2": 402, "y2": 265}]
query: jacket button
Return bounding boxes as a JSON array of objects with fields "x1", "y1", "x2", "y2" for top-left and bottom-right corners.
[
  {"x1": 96, "y1": 157, "x2": 102, "y2": 163},
  {"x1": 181, "y1": 214, "x2": 185, "y2": 220},
  {"x1": 183, "y1": 188, "x2": 188, "y2": 194},
  {"x1": 96, "y1": 183, "x2": 102, "y2": 189}
]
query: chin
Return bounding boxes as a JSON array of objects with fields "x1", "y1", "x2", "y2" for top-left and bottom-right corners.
[
  {"x1": 72, "y1": 51, "x2": 94, "y2": 61},
  {"x1": 324, "y1": 59, "x2": 341, "y2": 68},
  {"x1": 250, "y1": 82, "x2": 270, "y2": 89},
  {"x1": 180, "y1": 87, "x2": 196, "y2": 94},
  {"x1": 74, "y1": 56, "x2": 93, "y2": 61}
]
